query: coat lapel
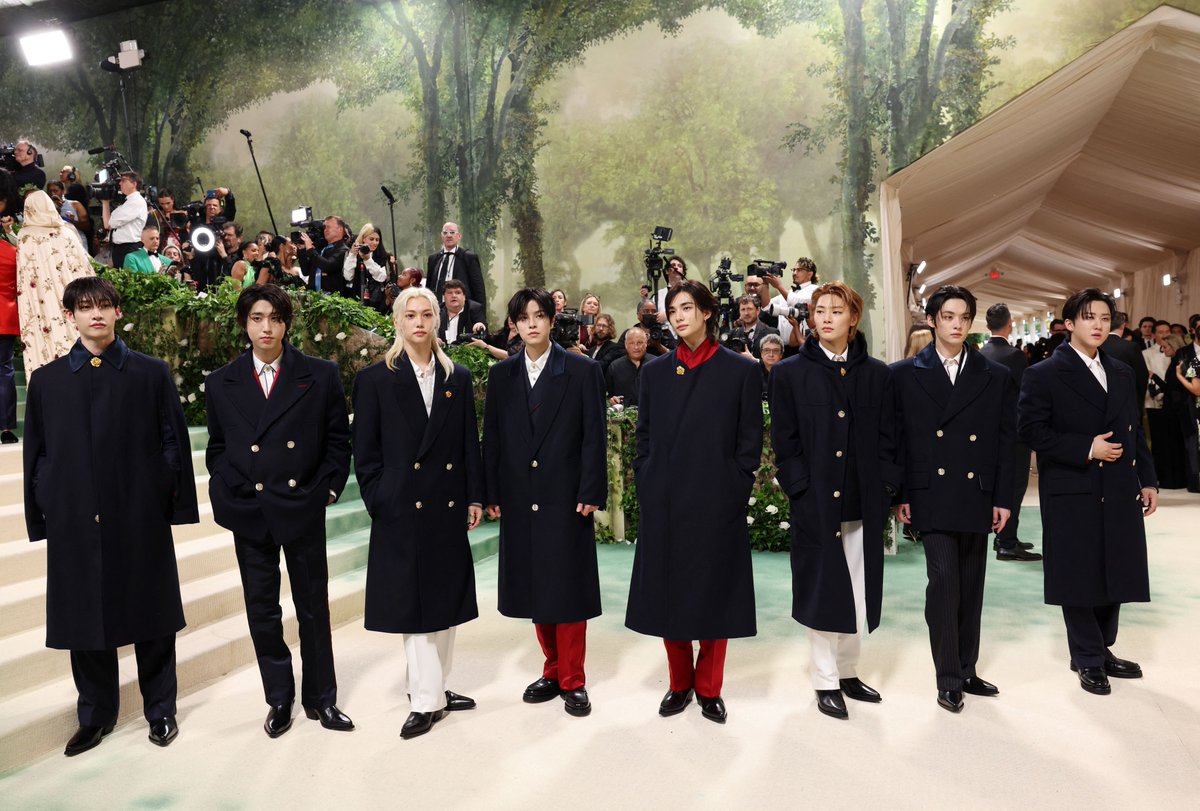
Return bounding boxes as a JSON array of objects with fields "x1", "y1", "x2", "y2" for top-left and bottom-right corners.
[
  {"x1": 257, "y1": 343, "x2": 315, "y2": 436},
  {"x1": 1055, "y1": 342, "x2": 1106, "y2": 413},
  {"x1": 941, "y1": 348, "x2": 990, "y2": 423},
  {"x1": 912, "y1": 342, "x2": 952, "y2": 412},
  {"x1": 389, "y1": 359, "x2": 429, "y2": 449},
  {"x1": 1102, "y1": 351, "x2": 1130, "y2": 423},
  {"x1": 530, "y1": 344, "x2": 569, "y2": 454},
  {"x1": 223, "y1": 353, "x2": 267, "y2": 429},
  {"x1": 417, "y1": 366, "x2": 454, "y2": 460},
  {"x1": 507, "y1": 354, "x2": 535, "y2": 447}
]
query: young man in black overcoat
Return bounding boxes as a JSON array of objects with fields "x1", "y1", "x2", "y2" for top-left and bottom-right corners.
[
  {"x1": 1019, "y1": 289, "x2": 1158, "y2": 695},
  {"x1": 23, "y1": 276, "x2": 198, "y2": 756},
  {"x1": 205, "y1": 284, "x2": 353, "y2": 738},
  {"x1": 890, "y1": 285, "x2": 1016, "y2": 714},
  {"x1": 483, "y1": 288, "x2": 607, "y2": 718}
]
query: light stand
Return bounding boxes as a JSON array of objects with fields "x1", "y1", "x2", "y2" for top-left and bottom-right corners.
[
  {"x1": 381, "y1": 185, "x2": 398, "y2": 259},
  {"x1": 240, "y1": 129, "x2": 278, "y2": 235},
  {"x1": 100, "y1": 41, "x2": 144, "y2": 169}
]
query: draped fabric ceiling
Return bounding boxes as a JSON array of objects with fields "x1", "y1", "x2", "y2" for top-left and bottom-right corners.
[{"x1": 880, "y1": 5, "x2": 1200, "y2": 361}]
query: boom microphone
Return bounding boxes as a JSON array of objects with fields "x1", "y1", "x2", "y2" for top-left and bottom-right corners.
[
  {"x1": 239, "y1": 129, "x2": 252, "y2": 138},
  {"x1": 381, "y1": 185, "x2": 395, "y2": 203},
  {"x1": 88, "y1": 144, "x2": 115, "y2": 155}
]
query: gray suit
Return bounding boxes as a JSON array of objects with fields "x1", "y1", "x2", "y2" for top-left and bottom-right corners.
[{"x1": 978, "y1": 337, "x2": 1031, "y2": 550}]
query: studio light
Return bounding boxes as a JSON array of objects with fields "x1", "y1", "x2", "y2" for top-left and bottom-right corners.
[
  {"x1": 191, "y1": 226, "x2": 216, "y2": 253},
  {"x1": 19, "y1": 30, "x2": 72, "y2": 67},
  {"x1": 1113, "y1": 288, "x2": 1122, "y2": 299},
  {"x1": 918, "y1": 283, "x2": 926, "y2": 295},
  {"x1": 1163, "y1": 273, "x2": 1174, "y2": 287}
]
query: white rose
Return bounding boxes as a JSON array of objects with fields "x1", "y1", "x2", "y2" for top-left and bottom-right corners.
[
  {"x1": 746, "y1": 515, "x2": 754, "y2": 525},
  {"x1": 174, "y1": 374, "x2": 183, "y2": 386},
  {"x1": 197, "y1": 292, "x2": 208, "y2": 299},
  {"x1": 748, "y1": 496, "x2": 757, "y2": 506},
  {"x1": 335, "y1": 331, "x2": 347, "y2": 340},
  {"x1": 360, "y1": 347, "x2": 368, "y2": 356},
  {"x1": 178, "y1": 338, "x2": 188, "y2": 347},
  {"x1": 199, "y1": 382, "x2": 205, "y2": 393},
  {"x1": 314, "y1": 333, "x2": 323, "y2": 342},
  {"x1": 348, "y1": 413, "x2": 355, "y2": 424},
  {"x1": 766, "y1": 504, "x2": 779, "y2": 515},
  {"x1": 779, "y1": 521, "x2": 791, "y2": 530},
  {"x1": 123, "y1": 323, "x2": 134, "y2": 332},
  {"x1": 187, "y1": 393, "x2": 197, "y2": 403}
]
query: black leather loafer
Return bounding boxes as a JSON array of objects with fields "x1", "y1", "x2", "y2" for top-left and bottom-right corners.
[
  {"x1": 1104, "y1": 654, "x2": 1143, "y2": 679},
  {"x1": 147, "y1": 716, "x2": 178, "y2": 747},
  {"x1": 264, "y1": 702, "x2": 294, "y2": 738},
  {"x1": 993, "y1": 540, "x2": 1034, "y2": 551},
  {"x1": 962, "y1": 676, "x2": 999, "y2": 697},
  {"x1": 997, "y1": 548, "x2": 1043, "y2": 561},
  {"x1": 1076, "y1": 665, "x2": 1111, "y2": 695},
  {"x1": 698, "y1": 695, "x2": 727, "y2": 724},
  {"x1": 839, "y1": 677, "x2": 882, "y2": 703},
  {"x1": 562, "y1": 688, "x2": 592, "y2": 717},
  {"x1": 523, "y1": 677, "x2": 561, "y2": 703},
  {"x1": 816, "y1": 690, "x2": 849, "y2": 719},
  {"x1": 400, "y1": 709, "x2": 447, "y2": 739},
  {"x1": 444, "y1": 690, "x2": 477, "y2": 711},
  {"x1": 64, "y1": 723, "x2": 114, "y2": 757},
  {"x1": 937, "y1": 690, "x2": 964, "y2": 713},
  {"x1": 304, "y1": 704, "x2": 354, "y2": 731},
  {"x1": 658, "y1": 688, "x2": 694, "y2": 717}
]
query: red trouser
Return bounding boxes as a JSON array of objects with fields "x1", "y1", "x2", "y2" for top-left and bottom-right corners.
[
  {"x1": 534, "y1": 621, "x2": 588, "y2": 690},
  {"x1": 663, "y1": 639, "x2": 728, "y2": 697}
]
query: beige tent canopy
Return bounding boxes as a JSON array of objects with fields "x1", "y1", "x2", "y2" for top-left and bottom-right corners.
[{"x1": 880, "y1": 5, "x2": 1200, "y2": 361}]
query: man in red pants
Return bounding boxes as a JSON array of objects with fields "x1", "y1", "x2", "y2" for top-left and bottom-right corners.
[{"x1": 483, "y1": 288, "x2": 608, "y2": 717}]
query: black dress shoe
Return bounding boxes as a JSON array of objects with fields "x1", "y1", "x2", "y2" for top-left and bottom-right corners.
[
  {"x1": 937, "y1": 690, "x2": 964, "y2": 713},
  {"x1": 264, "y1": 702, "x2": 294, "y2": 738},
  {"x1": 147, "y1": 716, "x2": 178, "y2": 747},
  {"x1": 523, "y1": 677, "x2": 561, "y2": 703},
  {"x1": 0, "y1": 430, "x2": 17, "y2": 444},
  {"x1": 993, "y1": 540, "x2": 1034, "y2": 551},
  {"x1": 64, "y1": 723, "x2": 114, "y2": 757},
  {"x1": 1104, "y1": 653, "x2": 1143, "y2": 679},
  {"x1": 698, "y1": 695, "x2": 727, "y2": 724},
  {"x1": 997, "y1": 548, "x2": 1042, "y2": 561},
  {"x1": 962, "y1": 676, "x2": 999, "y2": 697},
  {"x1": 444, "y1": 690, "x2": 477, "y2": 711},
  {"x1": 400, "y1": 709, "x2": 447, "y2": 739},
  {"x1": 562, "y1": 688, "x2": 592, "y2": 717},
  {"x1": 816, "y1": 690, "x2": 849, "y2": 719},
  {"x1": 839, "y1": 677, "x2": 882, "y2": 703},
  {"x1": 658, "y1": 688, "x2": 694, "y2": 717},
  {"x1": 1075, "y1": 665, "x2": 1111, "y2": 695},
  {"x1": 304, "y1": 704, "x2": 354, "y2": 731}
]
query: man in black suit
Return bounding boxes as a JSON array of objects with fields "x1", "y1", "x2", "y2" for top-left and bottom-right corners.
[
  {"x1": 1019, "y1": 289, "x2": 1158, "y2": 695},
  {"x1": 427, "y1": 221, "x2": 486, "y2": 308},
  {"x1": 606, "y1": 325, "x2": 647, "y2": 406},
  {"x1": 1166, "y1": 313, "x2": 1200, "y2": 492},
  {"x1": 978, "y1": 304, "x2": 1041, "y2": 562},
  {"x1": 891, "y1": 285, "x2": 1015, "y2": 714},
  {"x1": 205, "y1": 284, "x2": 354, "y2": 738},
  {"x1": 1102, "y1": 311, "x2": 1149, "y2": 411},
  {"x1": 437, "y1": 279, "x2": 488, "y2": 345},
  {"x1": 736, "y1": 295, "x2": 780, "y2": 359},
  {"x1": 1137, "y1": 316, "x2": 1157, "y2": 349},
  {"x1": 586, "y1": 314, "x2": 626, "y2": 372},
  {"x1": 298, "y1": 216, "x2": 350, "y2": 298}
]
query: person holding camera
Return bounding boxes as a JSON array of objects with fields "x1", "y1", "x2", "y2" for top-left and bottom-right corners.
[
  {"x1": 1143, "y1": 320, "x2": 1187, "y2": 489},
  {"x1": 626, "y1": 280, "x2": 762, "y2": 725},
  {"x1": 101, "y1": 171, "x2": 148, "y2": 269},
  {"x1": 735, "y1": 295, "x2": 779, "y2": 359},
  {"x1": 470, "y1": 317, "x2": 522, "y2": 360},
  {"x1": 769, "y1": 281, "x2": 900, "y2": 720},
  {"x1": 344, "y1": 223, "x2": 390, "y2": 313},
  {"x1": 300, "y1": 216, "x2": 350, "y2": 297},
  {"x1": 622, "y1": 300, "x2": 672, "y2": 357},
  {"x1": 606, "y1": 325, "x2": 647, "y2": 407},
  {"x1": 46, "y1": 181, "x2": 91, "y2": 252},
  {"x1": 438, "y1": 280, "x2": 487, "y2": 345}
]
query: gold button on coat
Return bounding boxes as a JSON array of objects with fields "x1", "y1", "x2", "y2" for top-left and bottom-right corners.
[
  {"x1": 835, "y1": 451, "x2": 843, "y2": 458},
  {"x1": 969, "y1": 434, "x2": 977, "y2": 442},
  {"x1": 936, "y1": 430, "x2": 944, "y2": 437},
  {"x1": 94, "y1": 515, "x2": 100, "y2": 523},
  {"x1": 837, "y1": 410, "x2": 846, "y2": 418},
  {"x1": 532, "y1": 504, "x2": 539, "y2": 512},
  {"x1": 413, "y1": 462, "x2": 421, "y2": 470},
  {"x1": 448, "y1": 501, "x2": 455, "y2": 508},
  {"x1": 531, "y1": 460, "x2": 539, "y2": 468},
  {"x1": 833, "y1": 491, "x2": 841, "y2": 498},
  {"x1": 288, "y1": 479, "x2": 297, "y2": 488},
  {"x1": 416, "y1": 501, "x2": 423, "y2": 509},
  {"x1": 938, "y1": 468, "x2": 946, "y2": 476},
  {"x1": 255, "y1": 483, "x2": 264, "y2": 491},
  {"x1": 251, "y1": 445, "x2": 260, "y2": 453},
  {"x1": 835, "y1": 531, "x2": 842, "y2": 538},
  {"x1": 967, "y1": 472, "x2": 975, "y2": 479},
  {"x1": 446, "y1": 463, "x2": 453, "y2": 470},
  {"x1": 287, "y1": 441, "x2": 295, "y2": 449}
]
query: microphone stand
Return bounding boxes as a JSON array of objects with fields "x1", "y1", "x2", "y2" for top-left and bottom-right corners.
[
  {"x1": 382, "y1": 185, "x2": 398, "y2": 259},
  {"x1": 240, "y1": 130, "x2": 278, "y2": 234}
]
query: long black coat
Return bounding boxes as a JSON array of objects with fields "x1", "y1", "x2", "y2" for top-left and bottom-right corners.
[
  {"x1": 205, "y1": 342, "x2": 351, "y2": 543},
  {"x1": 626, "y1": 346, "x2": 762, "y2": 640},
  {"x1": 890, "y1": 343, "x2": 1016, "y2": 534},
  {"x1": 483, "y1": 343, "x2": 607, "y2": 623},
  {"x1": 1019, "y1": 341, "x2": 1157, "y2": 606},
  {"x1": 23, "y1": 339, "x2": 199, "y2": 650},
  {"x1": 769, "y1": 335, "x2": 901, "y2": 634},
  {"x1": 353, "y1": 358, "x2": 482, "y2": 633}
]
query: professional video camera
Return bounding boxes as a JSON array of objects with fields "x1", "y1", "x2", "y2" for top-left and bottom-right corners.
[
  {"x1": 643, "y1": 225, "x2": 675, "y2": 287},
  {"x1": 452, "y1": 326, "x2": 489, "y2": 346},
  {"x1": 708, "y1": 256, "x2": 743, "y2": 338},
  {"x1": 747, "y1": 258, "x2": 787, "y2": 278},
  {"x1": 638, "y1": 312, "x2": 677, "y2": 350},
  {"x1": 0, "y1": 144, "x2": 45, "y2": 173},
  {"x1": 551, "y1": 307, "x2": 592, "y2": 347},
  {"x1": 289, "y1": 205, "x2": 325, "y2": 248},
  {"x1": 89, "y1": 157, "x2": 126, "y2": 201}
]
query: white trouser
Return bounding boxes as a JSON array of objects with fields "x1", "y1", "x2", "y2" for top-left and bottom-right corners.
[
  {"x1": 808, "y1": 520, "x2": 866, "y2": 690},
  {"x1": 404, "y1": 628, "x2": 456, "y2": 712}
]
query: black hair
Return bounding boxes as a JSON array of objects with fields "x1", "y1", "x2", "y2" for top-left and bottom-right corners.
[
  {"x1": 0, "y1": 168, "x2": 18, "y2": 216},
  {"x1": 64, "y1": 184, "x2": 87, "y2": 204},
  {"x1": 1138, "y1": 316, "x2": 1156, "y2": 329},
  {"x1": 665, "y1": 279, "x2": 721, "y2": 343},
  {"x1": 157, "y1": 187, "x2": 175, "y2": 199},
  {"x1": 46, "y1": 180, "x2": 64, "y2": 194},
  {"x1": 985, "y1": 303, "x2": 1011, "y2": 332},
  {"x1": 223, "y1": 221, "x2": 244, "y2": 239},
  {"x1": 1111, "y1": 311, "x2": 1128, "y2": 331},
  {"x1": 63, "y1": 276, "x2": 121, "y2": 312},
  {"x1": 1152, "y1": 319, "x2": 1170, "y2": 330},
  {"x1": 1050, "y1": 318, "x2": 1065, "y2": 329},
  {"x1": 119, "y1": 170, "x2": 142, "y2": 188},
  {"x1": 925, "y1": 285, "x2": 977, "y2": 321},
  {"x1": 667, "y1": 256, "x2": 688, "y2": 276},
  {"x1": 236, "y1": 284, "x2": 294, "y2": 334},
  {"x1": 1189, "y1": 313, "x2": 1200, "y2": 331},
  {"x1": 238, "y1": 240, "x2": 257, "y2": 255},
  {"x1": 444, "y1": 279, "x2": 467, "y2": 293},
  {"x1": 1062, "y1": 288, "x2": 1115, "y2": 323},
  {"x1": 507, "y1": 288, "x2": 556, "y2": 326}
]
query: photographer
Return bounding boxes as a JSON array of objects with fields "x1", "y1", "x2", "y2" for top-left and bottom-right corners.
[
  {"x1": 46, "y1": 181, "x2": 90, "y2": 250},
  {"x1": 746, "y1": 274, "x2": 803, "y2": 352},
  {"x1": 151, "y1": 188, "x2": 186, "y2": 249},
  {"x1": 343, "y1": 223, "x2": 390, "y2": 313},
  {"x1": 735, "y1": 294, "x2": 779, "y2": 359},
  {"x1": 438, "y1": 279, "x2": 487, "y2": 344},
  {"x1": 219, "y1": 221, "x2": 245, "y2": 279},
  {"x1": 764, "y1": 257, "x2": 819, "y2": 308},
  {"x1": 586, "y1": 314, "x2": 625, "y2": 372},
  {"x1": 606, "y1": 325, "x2": 647, "y2": 407},
  {"x1": 101, "y1": 171, "x2": 148, "y2": 269},
  {"x1": 299, "y1": 215, "x2": 350, "y2": 296},
  {"x1": 10, "y1": 139, "x2": 46, "y2": 202},
  {"x1": 470, "y1": 317, "x2": 522, "y2": 360},
  {"x1": 653, "y1": 257, "x2": 688, "y2": 329},
  {"x1": 621, "y1": 300, "x2": 673, "y2": 357}
]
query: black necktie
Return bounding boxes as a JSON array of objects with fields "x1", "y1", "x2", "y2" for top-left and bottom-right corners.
[{"x1": 438, "y1": 251, "x2": 452, "y2": 292}]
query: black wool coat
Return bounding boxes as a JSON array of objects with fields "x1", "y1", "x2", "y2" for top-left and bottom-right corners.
[
  {"x1": 625, "y1": 346, "x2": 762, "y2": 640},
  {"x1": 483, "y1": 343, "x2": 607, "y2": 623},
  {"x1": 205, "y1": 342, "x2": 351, "y2": 543},
  {"x1": 23, "y1": 339, "x2": 199, "y2": 650},
  {"x1": 353, "y1": 358, "x2": 482, "y2": 633},
  {"x1": 1019, "y1": 341, "x2": 1157, "y2": 606},
  {"x1": 769, "y1": 335, "x2": 901, "y2": 634},
  {"x1": 890, "y1": 343, "x2": 1016, "y2": 534}
]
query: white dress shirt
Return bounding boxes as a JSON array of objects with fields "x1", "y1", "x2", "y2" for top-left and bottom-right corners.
[
  {"x1": 409, "y1": 356, "x2": 436, "y2": 416},
  {"x1": 1070, "y1": 342, "x2": 1108, "y2": 393},
  {"x1": 935, "y1": 346, "x2": 966, "y2": 385},
  {"x1": 525, "y1": 348, "x2": 547, "y2": 388},
  {"x1": 107, "y1": 191, "x2": 148, "y2": 245},
  {"x1": 343, "y1": 249, "x2": 388, "y2": 282},
  {"x1": 252, "y1": 353, "x2": 281, "y2": 398},
  {"x1": 444, "y1": 309, "x2": 462, "y2": 342}
]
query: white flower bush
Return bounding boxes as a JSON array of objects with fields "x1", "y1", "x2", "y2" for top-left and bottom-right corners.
[{"x1": 335, "y1": 332, "x2": 347, "y2": 340}]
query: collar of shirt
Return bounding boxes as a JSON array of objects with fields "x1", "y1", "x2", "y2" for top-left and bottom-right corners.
[
  {"x1": 819, "y1": 343, "x2": 850, "y2": 362},
  {"x1": 1067, "y1": 341, "x2": 1104, "y2": 371},
  {"x1": 68, "y1": 337, "x2": 129, "y2": 372},
  {"x1": 252, "y1": 353, "x2": 281, "y2": 378},
  {"x1": 409, "y1": 355, "x2": 437, "y2": 415},
  {"x1": 525, "y1": 347, "x2": 549, "y2": 383},
  {"x1": 935, "y1": 345, "x2": 966, "y2": 369}
]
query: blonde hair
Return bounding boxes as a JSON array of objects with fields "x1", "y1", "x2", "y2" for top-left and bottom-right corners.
[
  {"x1": 355, "y1": 222, "x2": 381, "y2": 246},
  {"x1": 905, "y1": 324, "x2": 934, "y2": 358},
  {"x1": 384, "y1": 286, "x2": 454, "y2": 380}
]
